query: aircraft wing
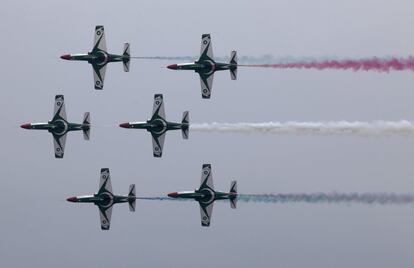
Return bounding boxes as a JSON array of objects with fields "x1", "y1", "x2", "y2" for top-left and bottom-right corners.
[
  {"x1": 200, "y1": 164, "x2": 214, "y2": 191},
  {"x1": 199, "y1": 201, "x2": 214, "y2": 227},
  {"x1": 151, "y1": 132, "x2": 166, "y2": 158},
  {"x1": 92, "y1": 25, "x2": 107, "y2": 53},
  {"x1": 52, "y1": 133, "x2": 66, "y2": 158},
  {"x1": 151, "y1": 94, "x2": 166, "y2": 121},
  {"x1": 92, "y1": 63, "x2": 107, "y2": 90},
  {"x1": 199, "y1": 34, "x2": 214, "y2": 62},
  {"x1": 198, "y1": 71, "x2": 214, "y2": 99},
  {"x1": 52, "y1": 95, "x2": 67, "y2": 121},
  {"x1": 98, "y1": 204, "x2": 112, "y2": 230},
  {"x1": 98, "y1": 168, "x2": 113, "y2": 195}
]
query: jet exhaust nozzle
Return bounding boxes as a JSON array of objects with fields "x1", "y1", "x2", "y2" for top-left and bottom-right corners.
[
  {"x1": 168, "y1": 192, "x2": 179, "y2": 198},
  {"x1": 119, "y1": 123, "x2": 130, "y2": 128},
  {"x1": 167, "y1": 64, "x2": 178, "y2": 70},
  {"x1": 60, "y1": 54, "x2": 72, "y2": 60},
  {"x1": 20, "y1": 123, "x2": 31, "y2": 129},
  {"x1": 66, "y1": 196, "x2": 78, "y2": 202}
]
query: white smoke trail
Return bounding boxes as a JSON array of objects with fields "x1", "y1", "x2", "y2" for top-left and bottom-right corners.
[
  {"x1": 237, "y1": 193, "x2": 414, "y2": 205},
  {"x1": 191, "y1": 121, "x2": 414, "y2": 137},
  {"x1": 136, "y1": 193, "x2": 414, "y2": 205}
]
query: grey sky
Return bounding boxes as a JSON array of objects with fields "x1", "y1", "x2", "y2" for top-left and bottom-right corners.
[{"x1": 1, "y1": 0, "x2": 414, "y2": 267}]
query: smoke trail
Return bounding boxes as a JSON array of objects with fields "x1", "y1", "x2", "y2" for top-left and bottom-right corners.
[
  {"x1": 239, "y1": 56, "x2": 414, "y2": 72},
  {"x1": 136, "y1": 193, "x2": 414, "y2": 205},
  {"x1": 237, "y1": 193, "x2": 414, "y2": 205},
  {"x1": 191, "y1": 121, "x2": 414, "y2": 137}
]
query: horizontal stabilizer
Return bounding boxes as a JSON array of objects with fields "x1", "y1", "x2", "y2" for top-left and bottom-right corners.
[
  {"x1": 181, "y1": 111, "x2": 190, "y2": 139},
  {"x1": 82, "y1": 112, "x2": 91, "y2": 140},
  {"x1": 230, "y1": 198, "x2": 237, "y2": 209},
  {"x1": 123, "y1": 43, "x2": 130, "y2": 72},
  {"x1": 230, "y1": 180, "x2": 237, "y2": 209},
  {"x1": 229, "y1": 51, "x2": 237, "y2": 80},
  {"x1": 128, "y1": 184, "x2": 136, "y2": 212}
]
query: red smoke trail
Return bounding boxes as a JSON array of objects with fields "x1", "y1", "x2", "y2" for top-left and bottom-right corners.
[{"x1": 239, "y1": 57, "x2": 414, "y2": 72}]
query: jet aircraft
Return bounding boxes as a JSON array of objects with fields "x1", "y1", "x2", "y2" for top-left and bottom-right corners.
[
  {"x1": 60, "y1": 25, "x2": 131, "y2": 90},
  {"x1": 119, "y1": 94, "x2": 189, "y2": 158},
  {"x1": 167, "y1": 34, "x2": 238, "y2": 99},
  {"x1": 67, "y1": 168, "x2": 136, "y2": 230},
  {"x1": 20, "y1": 95, "x2": 90, "y2": 158},
  {"x1": 168, "y1": 164, "x2": 238, "y2": 227}
]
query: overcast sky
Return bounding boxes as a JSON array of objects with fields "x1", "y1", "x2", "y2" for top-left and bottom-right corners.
[{"x1": 1, "y1": 1, "x2": 414, "y2": 267}]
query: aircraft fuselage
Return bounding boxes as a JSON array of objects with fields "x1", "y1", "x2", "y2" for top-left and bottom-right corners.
[
  {"x1": 67, "y1": 193, "x2": 133, "y2": 205},
  {"x1": 120, "y1": 119, "x2": 187, "y2": 135},
  {"x1": 61, "y1": 51, "x2": 127, "y2": 65},
  {"x1": 168, "y1": 189, "x2": 237, "y2": 202},
  {"x1": 168, "y1": 61, "x2": 236, "y2": 73},
  {"x1": 20, "y1": 121, "x2": 88, "y2": 135}
]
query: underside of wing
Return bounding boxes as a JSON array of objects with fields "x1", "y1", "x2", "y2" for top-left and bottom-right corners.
[
  {"x1": 98, "y1": 205, "x2": 112, "y2": 230},
  {"x1": 199, "y1": 201, "x2": 214, "y2": 227},
  {"x1": 92, "y1": 63, "x2": 107, "y2": 90},
  {"x1": 52, "y1": 95, "x2": 67, "y2": 121},
  {"x1": 92, "y1": 25, "x2": 107, "y2": 53},
  {"x1": 198, "y1": 71, "x2": 214, "y2": 99},
  {"x1": 53, "y1": 133, "x2": 66, "y2": 158},
  {"x1": 151, "y1": 94, "x2": 166, "y2": 120},
  {"x1": 151, "y1": 132, "x2": 166, "y2": 158},
  {"x1": 200, "y1": 164, "x2": 214, "y2": 191},
  {"x1": 199, "y1": 34, "x2": 214, "y2": 62},
  {"x1": 98, "y1": 168, "x2": 113, "y2": 195}
]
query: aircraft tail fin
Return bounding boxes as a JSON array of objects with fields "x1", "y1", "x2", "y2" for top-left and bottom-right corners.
[
  {"x1": 229, "y1": 51, "x2": 238, "y2": 80},
  {"x1": 128, "y1": 184, "x2": 136, "y2": 212},
  {"x1": 122, "y1": 43, "x2": 130, "y2": 72},
  {"x1": 181, "y1": 111, "x2": 189, "y2": 139},
  {"x1": 82, "y1": 112, "x2": 91, "y2": 140},
  {"x1": 230, "y1": 180, "x2": 237, "y2": 209}
]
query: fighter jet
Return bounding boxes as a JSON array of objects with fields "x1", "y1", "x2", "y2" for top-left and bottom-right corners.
[
  {"x1": 168, "y1": 164, "x2": 238, "y2": 227},
  {"x1": 119, "y1": 94, "x2": 189, "y2": 158},
  {"x1": 60, "y1": 25, "x2": 131, "y2": 90},
  {"x1": 20, "y1": 95, "x2": 90, "y2": 158},
  {"x1": 167, "y1": 34, "x2": 238, "y2": 99},
  {"x1": 67, "y1": 168, "x2": 136, "y2": 230}
]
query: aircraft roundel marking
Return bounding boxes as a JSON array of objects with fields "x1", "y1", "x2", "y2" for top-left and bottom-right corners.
[
  {"x1": 56, "y1": 148, "x2": 61, "y2": 152},
  {"x1": 203, "y1": 40, "x2": 208, "y2": 45},
  {"x1": 155, "y1": 147, "x2": 159, "y2": 151},
  {"x1": 97, "y1": 31, "x2": 101, "y2": 36},
  {"x1": 203, "y1": 89, "x2": 208, "y2": 93},
  {"x1": 204, "y1": 170, "x2": 208, "y2": 175},
  {"x1": 57, "y1": 102, "x2": 61, "y2": 106},
  {"x1": 203, "y1": 216, "x2": 207, "y2": 220},
  {"x1": 103, "y1": 175, "x2": 107, "y2": 179},
  {"x1": 155, "y1": 101, "x2": 160, "y2": 105},
  {"x1": 103, "y1": 220, "x2": 106, "y2": 224},
  {"x1": 96, "y1": 81, "x2": 101, "y2": 85}
]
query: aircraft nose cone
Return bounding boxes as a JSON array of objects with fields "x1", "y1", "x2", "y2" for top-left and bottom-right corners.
[
  {"x1": 167, "y1": 64, "x2": 178, "y2": 70},
  {"x1": 168, "y1": 192, "x2": 178, "y2": 198},
  {"x1": 119, "y1": 123, "x2": 130, "y2": 128},
  {"x1": 60, "y1": 54, "x2": 72, "y2": 60},
  {"x1": 20, "y1": 123, "x2": 31, "y2": 129},
  {"x1": 66, "y1": 196, "x2": 78, "y2": 202}
]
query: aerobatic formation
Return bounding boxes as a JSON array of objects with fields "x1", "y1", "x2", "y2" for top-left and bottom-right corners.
[{"x1": 19, "y1": 25, "x2": 414, "y2": 229}]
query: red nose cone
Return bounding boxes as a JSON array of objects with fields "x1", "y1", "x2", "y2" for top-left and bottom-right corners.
[
  {"x1": 168, "y1": 192, "x2": 178, "y2": 198},
  {"x1": 67, "y1": 196, "x2": 78, "y2": 202},
  {"x1": 20, "y1": 123, "x2": 31, "y2": 129},
  {"x1": 167, "y1": 64, "x2": 178, "y2": 70},
  {"x1": 60, "y1": 54, "x2": 72, "y2": 60},
  {"x1": 119, "y1": 123, "x2": 130, "y2": 128}
]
